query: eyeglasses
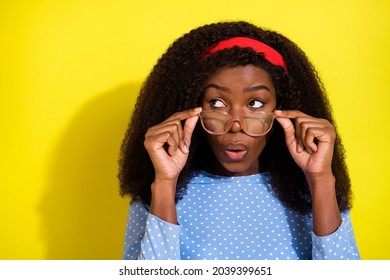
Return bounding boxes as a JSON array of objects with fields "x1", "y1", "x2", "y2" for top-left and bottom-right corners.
[{"x1": 199, "y1": 110, "x2": 275, "y2": 137}]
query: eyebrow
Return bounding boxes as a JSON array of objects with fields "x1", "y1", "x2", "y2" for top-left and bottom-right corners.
[
  {"x1": 206, "y1": 83, "x2": 230, "y2": 93},
  {"x1": 206, "y1": 83, "x2": 271, "y2": 93},
  {"x1": 244, "y1": 85, "x2": 271, "y2": 93}
]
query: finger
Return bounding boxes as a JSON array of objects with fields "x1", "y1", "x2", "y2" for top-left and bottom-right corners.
[
  {"x1": 292, "y1": 118, "x2": 305, "y2": 153},
  {"x1": 165, "y1": 107, "x2": 202, "y2": 122},
  {"x1": 159, "y1": 130, "x2": 184, "y2": 157},
  {"x1": 148, "y1": 107, "x2": 202, "y2": 135},
  {"x1": 295, "y1": 119, "x2": 321, "y2": 154},
  {"x1": 303, "y1": 127, "x2": 318, "y2": 153},
  {"x1": 167, "y1": 108, "x2": 202, "y2": 154},
  {"x1": 276, "y1": 110, "x2": 330, "y2": 153},
  {"x1": 275, "y1": 110, "x2": 309, "y2": 152},
  {"x1": 307, "y1": 126, "x2": 336, "y2": 145},
  {"x1": 165, "y1": 131, "x2": 180, "y2": 156},
  {"x1": 146, "y1": 122, "x2": 182, "y2": 152},
  {"x1": 144, "y1": 130, "x2": 179, "y2": 157},
  {"x1": 147, "y1": 118, "x2": 182, "y2": 136},
  {"x1": 294, "y1": 117, "x2": 334, "y2": 153},
  {"x1": 180, "y1": 115, "x2": 200, "y2": 153},
  {"x1": 169, "y1": 122, "x2": 182, "y2": 151},
  {"x1": 146, "y1": 107, "x2": 203, "y2": 156},
  {"x1": 274, "y1": 109, "x2": 309, "y2": 119}
]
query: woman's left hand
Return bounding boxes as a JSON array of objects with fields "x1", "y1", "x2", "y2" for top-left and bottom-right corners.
[{"x1": 274, "y1": 110, "x2": 336, "y2": 178}]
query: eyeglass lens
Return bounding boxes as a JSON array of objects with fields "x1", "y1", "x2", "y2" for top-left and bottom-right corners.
[{"x1": 200, "y1": 111, "x2": 274, "y2": 136}]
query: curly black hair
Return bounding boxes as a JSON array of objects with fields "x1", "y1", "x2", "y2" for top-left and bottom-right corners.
[{"x1": 118, "y1": 21, "x2": 352, "y2": 214}]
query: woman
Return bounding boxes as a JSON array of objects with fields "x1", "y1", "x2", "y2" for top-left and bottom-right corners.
[{"x1": 118, "y1": 21, "x2": 360, "y2": 260}]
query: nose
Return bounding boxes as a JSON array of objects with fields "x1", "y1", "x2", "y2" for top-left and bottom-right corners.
[
  {"x1": 229, "y1": 116, "x2": 243, "y2": 133},
  {"x1": 228, "y1": 106, "x2": 244, "y2": 133}
]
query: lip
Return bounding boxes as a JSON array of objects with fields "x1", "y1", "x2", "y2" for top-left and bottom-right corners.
[{"x1": 224, "y1": 143, "x2": 248, "y2": 161}]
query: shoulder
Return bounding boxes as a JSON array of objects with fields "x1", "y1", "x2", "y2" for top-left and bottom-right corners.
[{"x1": 127, "y1": 199, "x2": 150, "y2": 219}]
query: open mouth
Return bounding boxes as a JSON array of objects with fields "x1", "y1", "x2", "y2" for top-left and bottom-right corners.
[{"x1": 224, "y1": 145, "x2": 248, "y2": 161}]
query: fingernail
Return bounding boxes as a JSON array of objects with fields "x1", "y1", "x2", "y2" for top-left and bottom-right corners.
[
  {"x1": 194, "y1": 107, "x2": 202, "y2": 113},
  {"x1": 274, "y1": 110, "x2": 282, "y2": 117},
  {"x1": 182, "y1": 143, "x2": 189, "y2": 153}
]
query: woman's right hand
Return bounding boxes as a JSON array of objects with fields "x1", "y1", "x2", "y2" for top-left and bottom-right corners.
[
  {"x1": 144, "y1": 107, "x2": 202, "y2": 223},
  {"x1": 144, "y1": 107, "x2": 202, "y2": 182}
]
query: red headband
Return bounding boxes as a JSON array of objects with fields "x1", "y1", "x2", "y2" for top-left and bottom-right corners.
[{"x1": 203, "y1": 37, "x2": 287, "y2": 71}]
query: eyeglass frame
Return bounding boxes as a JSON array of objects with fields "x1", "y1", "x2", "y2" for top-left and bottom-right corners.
[{"x1": 199, "y1": 109, "x2": 276, "y2": 137}]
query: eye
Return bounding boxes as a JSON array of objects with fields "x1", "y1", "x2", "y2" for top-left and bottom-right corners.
[
  {"x1": 210, "y1": 99, "x2": 226, "y2": 108},
  {"x1": 248, "y1": 99, "x2": 264, "y2": 109}
]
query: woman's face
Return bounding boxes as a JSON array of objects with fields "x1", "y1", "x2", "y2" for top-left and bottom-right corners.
[{"x1": 200, "y1": 65, "x2": 276, "y2": 176}]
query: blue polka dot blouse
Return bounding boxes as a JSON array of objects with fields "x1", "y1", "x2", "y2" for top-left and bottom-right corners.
[{"x1": 123, "y1": 171, "x2": 360, "y2": 260}]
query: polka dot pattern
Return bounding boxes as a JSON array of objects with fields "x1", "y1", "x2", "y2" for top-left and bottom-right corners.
[{"x1": 123, "y1": 171, "x2": 360, "y2": 260}]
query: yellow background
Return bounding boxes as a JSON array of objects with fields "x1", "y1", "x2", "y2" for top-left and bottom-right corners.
[{"x1": 1, "y1": 0, "x2": 389, "y2": 260}]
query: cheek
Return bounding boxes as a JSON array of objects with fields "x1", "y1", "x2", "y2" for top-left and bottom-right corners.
[
  {"x1": 265, "y1": 128, "x2": 273, "y2": 144},
  {"x1": 205, "y1": 135, "x2": 221, "y2": 152},
  {"x1": 251, "y1": 137, "x2": 268, "y2": 155}
]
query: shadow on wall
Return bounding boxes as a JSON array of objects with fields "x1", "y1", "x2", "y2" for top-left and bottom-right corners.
[{"x1": 39, "y1": 81, "x2": 141, "y2": 259}]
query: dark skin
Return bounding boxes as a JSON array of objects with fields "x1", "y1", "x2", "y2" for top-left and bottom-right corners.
[
  {"x1": 144, "y1": 65, "x2": 341, "y2": 236},
  {"x1": 200, "y1": 65, "x2": 276, "y2": 176}
]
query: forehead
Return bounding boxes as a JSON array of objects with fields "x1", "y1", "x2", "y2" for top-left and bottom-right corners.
[
  {"x1": 207, "y1": 65, "x2": 273, "y2": 86},
  {"x1": 206, "y1": 65, "x2": 275, "y2": 95}
]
